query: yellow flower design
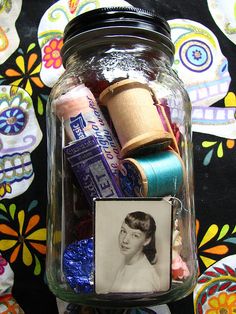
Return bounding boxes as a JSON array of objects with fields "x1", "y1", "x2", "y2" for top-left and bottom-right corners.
[
  {"x1": 4, "y1": 49, "x2": 44, "y2": 96},
  {"x1": 0, "y1": 209, "x2": 46, "y2": 266},
  {"x1": 206, "y1": 292, "x2": 236, "y2": 314},
  {"x1": 196, "y1": 220, "x2": 229, "y2": 270}
]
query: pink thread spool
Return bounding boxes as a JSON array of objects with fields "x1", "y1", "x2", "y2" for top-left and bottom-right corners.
[{"x1": 99, "y1": 79, "x2": 172, "y2": 157}]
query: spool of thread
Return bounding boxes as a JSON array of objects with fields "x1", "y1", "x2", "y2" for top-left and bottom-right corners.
[
  {"x1": 99, "y1": 79, "x2": 173, "y2": 157},
  {"x1": 119, "y1": 150, "x2": 184, "y2": 197}
]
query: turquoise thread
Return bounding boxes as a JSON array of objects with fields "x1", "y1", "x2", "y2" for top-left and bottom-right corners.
[{"x1": 136, "y1": 151, "x2": 183, "y2": 197}]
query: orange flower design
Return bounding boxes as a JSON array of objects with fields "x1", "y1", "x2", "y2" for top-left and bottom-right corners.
[
  {"x1": 0, "y1": 210, "x2": 46, "y2": 266},
  {"x1": 43, "y1": 38, "x2": 63, "y2": 69},
  {"x1": 206, "y1": 292, "x2": 236, "y2": 314},
  {"x1": 4, "y1": 49, "x2": 44, "y2": 96},
  {"x1": 196, "y1": 220, "x2": 229, "y2": 270}
]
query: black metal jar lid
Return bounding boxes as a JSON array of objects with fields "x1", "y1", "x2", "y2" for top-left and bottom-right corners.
[{"x1": 61, "y1": 7, "x2": 175, "y2": 65}]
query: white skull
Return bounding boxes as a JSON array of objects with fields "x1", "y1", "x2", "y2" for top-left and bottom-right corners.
[
  {"x1": 0, "y1": 85, "x2": 42, "y2": 199},
  {"x1": 0, "y1": 0, "x2": 22, "y2": 64},
  {"x1": 37, "y1": 0, "x2": 132, "y2": 87},
  {"x1": 169, "y1": 19, "x2": 231, "y2": 107}
]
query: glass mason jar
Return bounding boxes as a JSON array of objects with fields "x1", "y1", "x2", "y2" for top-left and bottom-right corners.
[{"x1": 46, "y1": 7, "x2": 198, "y2": 308}]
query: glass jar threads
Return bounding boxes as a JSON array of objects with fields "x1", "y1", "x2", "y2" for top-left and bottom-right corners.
[{"x1": 46, "y1": 6, "x2": 198, "y2": 307}]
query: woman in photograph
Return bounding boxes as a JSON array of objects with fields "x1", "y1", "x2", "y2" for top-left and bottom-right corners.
[{"x1": 110, "y1": 211, "x2": 160, "y2": 293}]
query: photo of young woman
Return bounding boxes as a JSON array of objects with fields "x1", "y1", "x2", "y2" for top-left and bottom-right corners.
[
  {"x1": 110, "y1": 211, "x2": 160, "y2": 293},
  {"x1": 95, "y1": 198, "x2": 172, "y2": 295}
]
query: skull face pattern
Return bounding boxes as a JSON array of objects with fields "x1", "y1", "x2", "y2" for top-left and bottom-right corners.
[
  {"x1": 0, "y1": 85, "x2": 42, "y2": 199},
  {"x1": 169, "y1": 19, "x2": 231, "y2": 108}
]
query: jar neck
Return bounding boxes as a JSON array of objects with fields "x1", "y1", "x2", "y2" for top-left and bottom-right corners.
[{"x1": 65, "y1": 40, "x2": 173, "y2": 70}]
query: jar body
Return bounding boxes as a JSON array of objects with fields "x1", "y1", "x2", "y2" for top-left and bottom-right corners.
[{"x1": 46, "y1": 40, "x2": 198, "y2": 307}]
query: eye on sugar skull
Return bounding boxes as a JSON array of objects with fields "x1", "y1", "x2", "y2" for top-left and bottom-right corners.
[
  {"x1": 168, "y1": 19, "x2": 231, "y2": 107},
  {"x1": 0, "y1": 85, "x2": 42, "y2": 199}
]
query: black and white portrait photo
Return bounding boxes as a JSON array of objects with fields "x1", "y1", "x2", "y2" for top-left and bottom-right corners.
[{"x1": 94, "y1": 198, "x2": 173, "y2": 294}]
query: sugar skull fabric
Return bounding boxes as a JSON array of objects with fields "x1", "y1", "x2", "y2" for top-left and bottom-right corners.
[{"x1": 0, "y1": 0, "x2": 236, "y2": 314}]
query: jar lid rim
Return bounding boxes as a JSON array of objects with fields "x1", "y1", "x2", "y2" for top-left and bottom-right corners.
[
  {"x1": 61, "y1": 6, "x2": 174, "y2": 64},
  {"x1": 63, "y1": 7, "x2": 171, "y2": 41}
]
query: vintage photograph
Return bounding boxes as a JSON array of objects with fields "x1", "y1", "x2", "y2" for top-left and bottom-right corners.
[{"x1": 94, "y1": 198, "x2": 173, "y2": 294}]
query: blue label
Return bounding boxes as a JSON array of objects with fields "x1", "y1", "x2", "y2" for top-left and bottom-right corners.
[{"x1": 70, "y1": 113, "x2": 86, "y2": 139}]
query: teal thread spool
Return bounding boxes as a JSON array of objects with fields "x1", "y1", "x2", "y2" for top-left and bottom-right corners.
[{"x1": 119, "y1": 150, "x2": 184, "y2": 197}]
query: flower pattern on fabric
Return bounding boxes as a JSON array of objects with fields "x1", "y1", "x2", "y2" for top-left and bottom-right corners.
[
  {"x1": 201, "y1": 91, "x2": 236, "y2": 165},
  {"x1": 2, "y1": 46, "x2": 44, "y2": 96},
  {"x1": 0, "y1": 106, "x2": 26, "y2": 135},
  {"x1": 0, "y1": 89, "x2": 30, "y2": 135},
  {"x1": 206, "y1": 292, "x2": 236, "y2": 314},
  {"x1": 42, "y1": 38, "x2": 63, "y2": 69},
  {"x1": 196, "y1": 220, "x2": 233, "y2": 270},
  {"x1": 0, "y1": 44, "x2": 49, "y2": 115},
  {"x1": 202, "y1": 139, "x2": 235, "y2": 166},
  {"x1": 0, "y1": 255, "x2": 7, "y2": 275},
  {"x1": 0, "y1": 201, "x2": 46, "y2": 275}
]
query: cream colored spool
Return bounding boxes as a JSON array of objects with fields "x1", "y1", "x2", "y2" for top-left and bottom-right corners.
[{"x1": 99, "y1": 79, "x2": 172, "y2": 157}]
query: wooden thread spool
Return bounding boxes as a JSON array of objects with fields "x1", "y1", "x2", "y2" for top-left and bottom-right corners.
[
  {"x1": 99, "y1": 79, "x2": 172, "y2": 157},
  {"x1": 119, "y1": 150, "x2": 185, "y2": 197}
]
